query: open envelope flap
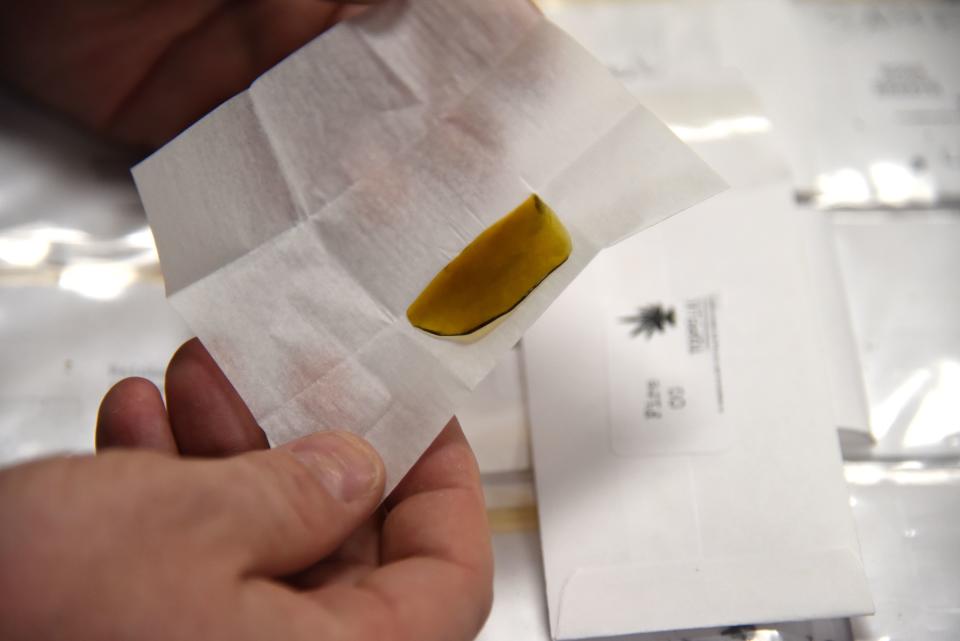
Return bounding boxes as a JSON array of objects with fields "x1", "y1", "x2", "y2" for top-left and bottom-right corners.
[
  {"x1": 133, "y1": 0, "x2": 725, "y2": 492},
  {"x1": 555, "y1": 549, "x2": 874, "y2": 639}
]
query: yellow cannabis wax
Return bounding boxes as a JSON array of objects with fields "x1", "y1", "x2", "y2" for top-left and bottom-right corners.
[{"x1": 407, "y1": 194, "x2": 572, "y2": 336}]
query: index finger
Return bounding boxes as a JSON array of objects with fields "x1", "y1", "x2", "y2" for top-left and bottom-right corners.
[
  {"x1": 165, "y1": 338, "x2": 269, "y2": 457},
  {"x1": 298, "y1": 418, "x2": 493, "y2": 641}
]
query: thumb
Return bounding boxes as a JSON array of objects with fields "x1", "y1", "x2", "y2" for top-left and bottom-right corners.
[{"x1": 201, "y1": 430, "x2": 385, "y2": 577}]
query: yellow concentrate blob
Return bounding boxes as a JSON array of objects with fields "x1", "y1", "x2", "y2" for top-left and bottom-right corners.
[{"x1": 407, "y1": 194, "x2": 572, "y2": 337}]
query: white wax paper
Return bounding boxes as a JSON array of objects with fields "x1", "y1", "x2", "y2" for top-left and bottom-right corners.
[{"x1": 133, "y1": 0, "x2": 725, "y2": 492}]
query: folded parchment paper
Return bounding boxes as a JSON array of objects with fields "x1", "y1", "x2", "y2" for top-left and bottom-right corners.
[{"x1": 133, "y1": 0, "x2": 725, "y2": 491}]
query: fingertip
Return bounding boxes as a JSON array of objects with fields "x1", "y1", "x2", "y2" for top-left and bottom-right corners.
[
  {"x1": 96, "y1": 377, "x2": 176, "y2": 453},
  {"x1": 207, "y1": 432, "x2": 385, "y2": 577},
  {"x1": 387, "y1": 416, "x2": 481, "y2": 508},
  {"x1": 165, "y1": 338, "x2": 268, "y2": 456},
  {"x1": 381, "y1": 415, "x2": 490, "y2": 568},
  {"x1": 296, "y1": 418, "x2": 493, "y2": 641},
  {"x1": 166, "y1": 337, "x2": 213, "y2": 383},
  {"x1": 284, "y1": 431, "x2": 385, "y2": 505}
]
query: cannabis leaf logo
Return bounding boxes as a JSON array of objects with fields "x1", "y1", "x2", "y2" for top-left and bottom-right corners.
[{"x1": 621, "y1": 304, "x2": 676, "y2": 339}]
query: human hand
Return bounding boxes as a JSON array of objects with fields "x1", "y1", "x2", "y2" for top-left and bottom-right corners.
[
  {"x1": 0, "y1": 338, "x2": 492, "y2": 641},
  {"x1": 0, "y1": 1, "x2": 381, "y2": 147}
]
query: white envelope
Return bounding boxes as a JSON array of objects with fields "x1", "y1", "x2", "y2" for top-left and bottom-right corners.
[
  {"x1": 634, "y1": 79, "x2": 871, "y2": 444},
  {"x1": 524, "y1": 179, "x2": 874, "y2": 638},
  {"x1": 132, "y1": 0, "x2": 724, "y2": 491}
]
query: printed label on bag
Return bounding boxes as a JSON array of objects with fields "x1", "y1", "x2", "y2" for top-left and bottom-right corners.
[{"x1": 605, "y1": 294, "x2": 728, "y2": 456}]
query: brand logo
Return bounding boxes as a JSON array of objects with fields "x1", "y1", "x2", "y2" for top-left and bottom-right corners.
[{"x1": 621, "y1": 304, "x2": 676, "y2": 339}]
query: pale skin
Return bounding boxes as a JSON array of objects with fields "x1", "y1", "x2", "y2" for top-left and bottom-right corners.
[
  {"x1": 0, "y1": 340, "x2": 493, "y2": 641},
  {"x1": 0, "y1": 2, "x2": 494, "y2": 639}
]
